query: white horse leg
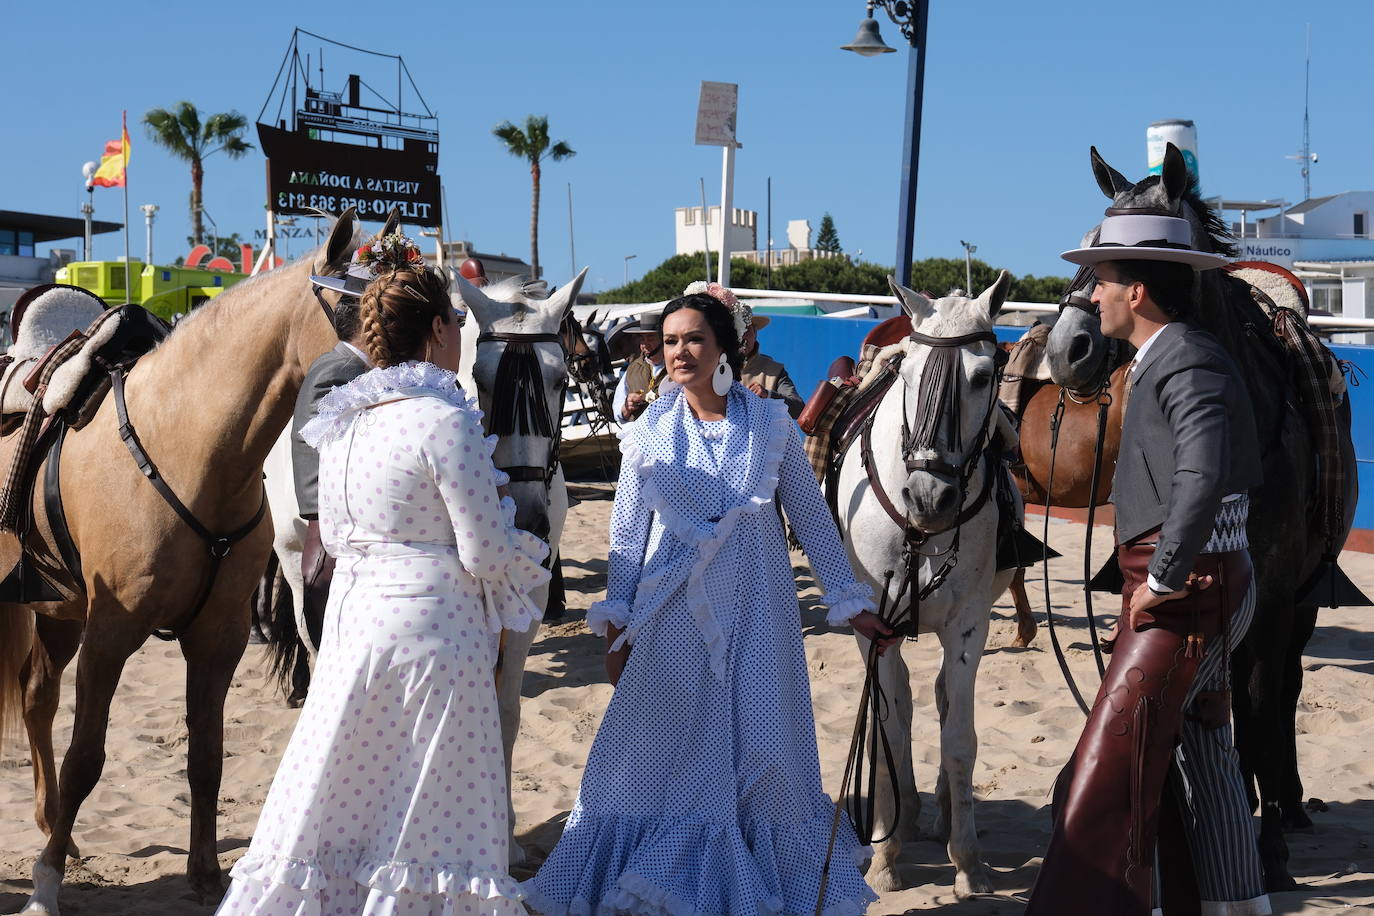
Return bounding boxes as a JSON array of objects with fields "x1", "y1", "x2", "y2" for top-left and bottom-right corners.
[
  {"x1": 498, "y1": 478, "x2": 568, "y2": 865},
  {"x1": 936, "y1": 627, "x2": 994, "y2": 897},
  {"x1": 264, "y1": 427, "x2": 314, "y2": 659},
  {"x1": 858, "y1": 634, "x2": 921, "y2": 893},
  {"x1": 15, "y1": 860, "x2": 61, "y2": 914}
]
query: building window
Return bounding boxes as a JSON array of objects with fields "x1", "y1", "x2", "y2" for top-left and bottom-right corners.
[
  {"x1": 0, "y1": 229, "x2": 14, "y2": 256},
  {"x1": 1355, "y1": 213, "x2": 1367, "y2": 238},
  {"x1": 683, "y1": 208, "x2": 694, "y2": 226},
  {"x1": 17, "y1": 231, "x2": 33, "y2": 257},
  {"x1": 1311, "y1": 282, "x2": 1342, "y2": 316}
]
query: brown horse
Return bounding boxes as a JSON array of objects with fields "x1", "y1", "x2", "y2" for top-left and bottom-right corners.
[
  {"x1": 1003, "y1": 362, "x2": 1129, "y2": 646},
  {"x1": 0, "y1": 210, "x2": 355, "y2": 914}
]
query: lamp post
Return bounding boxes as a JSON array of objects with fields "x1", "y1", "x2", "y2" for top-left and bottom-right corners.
[
  {"x1": 960, "y1": 239, "x2": 976, "y2": 293},
  {"x1": 842, "y1": 0, "x2": 930, "y2": 291},
  {"x1": 196, "y1": 206, "x2": 219, "y2": 259},
  {"x1": 140, "y1": 204, "x2": 159, "y2": 266},
  {"x1": 624, "y1": 253, "x2": 637, "y2": 286},
  {"x1": 80, "y1": 162, "x2": 98, "y2": 261}
]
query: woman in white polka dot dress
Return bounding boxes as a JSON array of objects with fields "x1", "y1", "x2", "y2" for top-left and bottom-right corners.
[
  {"x1": 525, "y1": 291, "x2": 897, "y2": 916},
  {"x1": 218, "y1": 253, "x2": 549, "y2": 915}
]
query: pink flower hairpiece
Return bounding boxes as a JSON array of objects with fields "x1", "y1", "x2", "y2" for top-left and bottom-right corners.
[
  {"x1": 684, "y1": 280, "x2": 747, "y2": 338},
  {"x1": 355, "y1": 232, "x2": 426, "y2": 276}
]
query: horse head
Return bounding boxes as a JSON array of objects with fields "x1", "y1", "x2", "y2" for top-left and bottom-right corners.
[
  {"x1": 564, "y1": 310, "x2": 617, "y2": 423},
  {"x1": 454, "y1": 268, "x2": 588, "y2": 540},
  {"x1": 889, "y1": 270, "x2": 1009, "y2": 533},
  {"x1": 1047, "y1": 143, "x2": 1236, "y2": 391}
]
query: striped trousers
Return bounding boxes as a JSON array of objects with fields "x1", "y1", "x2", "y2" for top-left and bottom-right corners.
[{"x1": 1154, "y1": 571, "x2": 1271, "y2": 916}]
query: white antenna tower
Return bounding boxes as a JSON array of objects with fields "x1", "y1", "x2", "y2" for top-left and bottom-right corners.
[{"x1": 1286, "y1": 24, "x2": 1317, "y2": 201}]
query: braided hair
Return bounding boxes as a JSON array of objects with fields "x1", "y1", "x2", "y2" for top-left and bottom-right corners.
[{"x1": 357, "y1": 266, "x2": 453, "y2": 368}]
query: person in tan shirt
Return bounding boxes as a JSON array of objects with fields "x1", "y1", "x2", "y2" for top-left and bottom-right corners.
[{"x1": 738, "y1": 305, "x2": 803, "y2": 419}]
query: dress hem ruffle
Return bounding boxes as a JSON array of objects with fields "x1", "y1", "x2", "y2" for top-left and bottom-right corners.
[{"x1": 229, "y1": 849, "x2": 525, "y2": 902}]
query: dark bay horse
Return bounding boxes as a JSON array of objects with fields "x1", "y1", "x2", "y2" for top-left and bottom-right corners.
[{"x1": 1046, "y1": 142, "x2": 1359, "y2": 891}]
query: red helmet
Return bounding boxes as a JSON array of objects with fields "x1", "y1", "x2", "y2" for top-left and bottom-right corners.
[{"x1": 458, "y1": 258, "x2": 487, "y2": 286}]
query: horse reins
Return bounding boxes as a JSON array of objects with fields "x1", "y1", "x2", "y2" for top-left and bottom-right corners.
[{"x1": 817, "y1": 326, "x2": 1005, "y2": 914}]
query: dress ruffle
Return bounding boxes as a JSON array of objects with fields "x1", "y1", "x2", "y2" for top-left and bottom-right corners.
[
  {"x1": 520, "y1": 807, "x2": 875, "y2": 916},
  {"x1": 613, "y1": 386, "x2": 793, "y2": 680},
  {"x1": 586, "y1": 599, "x2": 631, "y2": 636},
  {"x1": 228, "y1": 850, "x2": 525, "y2": 914},
  {"x1": 821, "y1": 581, "x2": 875, "y2": 626},
  {"x1": 300, "y1": 361, "x2": 481, "y2": 448}
]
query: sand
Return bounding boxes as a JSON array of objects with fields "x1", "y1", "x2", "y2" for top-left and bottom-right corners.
[{"x1": 2, "y1": 486, "x2": 1371, "y2": 914}]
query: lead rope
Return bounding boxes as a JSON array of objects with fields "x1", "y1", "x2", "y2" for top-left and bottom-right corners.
[
  {"x1": 1081, "y1": 390, "x2": 1112, "y2": 679},
  {"x1": 1043, "y1": 388, "x2": 1092, "y2": 715}
]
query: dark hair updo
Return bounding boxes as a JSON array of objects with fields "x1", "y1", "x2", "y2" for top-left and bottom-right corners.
[
  {"x1": 660, "y1": 292, "x2": 744, "y2": 374},
  {"x1": 357, "y1": 266, "x2": 453, "y2": 367}
]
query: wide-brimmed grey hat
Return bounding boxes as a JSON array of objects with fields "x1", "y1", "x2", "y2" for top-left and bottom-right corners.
[
  {"x1": 1062, "y1": 211, "x2": 1228, "y2": 269},
  {"x1": 624, "y1": 308, "x2": 664, "y2": 334},
  {"x1": 309, "y1": 260, "x2": 372, "y2": 297}
]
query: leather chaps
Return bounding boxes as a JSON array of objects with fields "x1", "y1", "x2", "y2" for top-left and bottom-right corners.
[
  {"x1": 1026, "y1": 538, "x2": 1251, "y2": 916},
  {"x1": 301, "y1": 519, "x2": 336, "y2": 639}
]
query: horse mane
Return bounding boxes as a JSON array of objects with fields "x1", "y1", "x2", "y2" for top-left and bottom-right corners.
[{"x1": 1183, "y1": 180, "x2": 1239, "y2": 259}]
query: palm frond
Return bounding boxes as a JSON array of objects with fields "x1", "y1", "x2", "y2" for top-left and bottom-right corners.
[
  {"x1": 549, "y1": 141, "x2": 576, "y2": 162},
  {"x1": 493, "y1": 121, "x2": 531, "y2": 158}
]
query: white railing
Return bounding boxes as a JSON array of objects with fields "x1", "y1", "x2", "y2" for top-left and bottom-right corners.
[{"x1": 731, "y1": 286, "x2": 1374, "y2": 331}]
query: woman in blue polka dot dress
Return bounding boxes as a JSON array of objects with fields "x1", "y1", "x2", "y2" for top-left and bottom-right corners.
[
  {"x1": 218, "y1": 259, "x2": 549, "y2": 915},
  {"x1": 524, "y1": 290, "x2": 896, "y2": 916}
]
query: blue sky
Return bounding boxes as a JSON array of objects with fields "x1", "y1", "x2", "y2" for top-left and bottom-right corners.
[{"x1": 4, "y1": 1, "x2": 1370, "y2": 293}]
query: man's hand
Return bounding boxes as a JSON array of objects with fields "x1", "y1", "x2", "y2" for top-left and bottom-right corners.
[
  {"x1": 622, "y1": 391, "x2": 647, "y2": 420},
  {"x1": 747, "y1": 381, "x2": 768, "y2": 398},
  {"x1": 1126, "y1": 572, "x2": 1214, "y2": 628},
  {"x1": 851, "y1": 611, "x2": 902, "y2": 655}
]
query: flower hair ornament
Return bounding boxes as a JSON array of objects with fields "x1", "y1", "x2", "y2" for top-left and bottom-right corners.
[
  {"x1": 355, "y1": 232, "x2": 426, "y2": 275},
  {"x1": 683, "y1": 280, "x2": 747, "y2": 339}
]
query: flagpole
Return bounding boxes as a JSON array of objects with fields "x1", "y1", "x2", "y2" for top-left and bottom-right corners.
[{"x1": 121, "y1": 111, "x2": 131, "y2": 301}]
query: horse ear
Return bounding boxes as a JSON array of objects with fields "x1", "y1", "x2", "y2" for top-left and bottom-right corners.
[
  {"x1": 1161, "y1": 142, "x2": 1190, "y2": 203},
  {"x1": 546, "y1": 267, "x2": 589, "y2": 323},
  {"x1": 888, "y1": 276, "x2": 935, "y2": 324},
  {"x1": 321, "y1": 206, "x2": 358, "y2": 271},
  {"x1": 979, "y1": 269, "x2": 1012, "y2": 320},
  {"x1": 1090, "y1": 146, "x2": 1131, "y2": 199},
  {"x1": 452, "y1": 269, "x2": 500, "y2": 327},
  {"x1": 381, "y1": 207, "x2": 401, "y2": 238}
]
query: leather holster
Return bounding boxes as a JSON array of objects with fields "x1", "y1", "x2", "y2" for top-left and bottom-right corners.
[{"x1": 1026, "y1": 540, "x2": 1248, "y2": 916}]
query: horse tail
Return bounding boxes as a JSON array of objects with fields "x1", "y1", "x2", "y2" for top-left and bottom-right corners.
[
  {"x1": 0, "y1": 605, "x2": 36, "y2": 750},
  {"x1": 261, "y1": 558, "x2": 310, "y2": 705}
]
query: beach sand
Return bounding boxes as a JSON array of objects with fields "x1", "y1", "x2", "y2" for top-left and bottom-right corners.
[{"x1": 2, "y1": 486, "x2": 1371, "y2": 914}]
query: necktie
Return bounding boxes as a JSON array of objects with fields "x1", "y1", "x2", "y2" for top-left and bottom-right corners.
[{"x1": 1121, "y1": 358, "x2": 1137, "y2": 410}]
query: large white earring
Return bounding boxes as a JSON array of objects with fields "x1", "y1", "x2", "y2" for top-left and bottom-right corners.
[{"x1": 711, "y1": 352, "x2": 733, "y2": 396}]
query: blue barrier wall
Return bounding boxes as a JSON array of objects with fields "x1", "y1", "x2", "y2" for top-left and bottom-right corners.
[{"x1": 758, "y1": 314, "x2": 1374, "y2": 530}]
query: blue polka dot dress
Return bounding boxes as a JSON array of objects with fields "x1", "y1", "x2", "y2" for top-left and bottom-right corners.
[
  {"x1": 218, "y1": 364, "x2": 550, "y2": 916},
  {"x1": 524, "y1": 383, "x2": 877, "y2": 916}
]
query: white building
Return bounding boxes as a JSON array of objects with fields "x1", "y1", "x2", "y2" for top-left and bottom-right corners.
[
  {"x1": 1220, "y1": 192, "x2": 1374, "y2": 329},
  {"x1": 673, "y1": 205, "x2": 757, "y2": 257}
]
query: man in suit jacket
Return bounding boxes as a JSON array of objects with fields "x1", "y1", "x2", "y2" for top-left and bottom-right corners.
[
  {"x1": 291, "y1": 274, "x2": 371, "y2": 664},
  {"x1": 1028, "y1": 212, "x2": 1271, "y2": 916}
]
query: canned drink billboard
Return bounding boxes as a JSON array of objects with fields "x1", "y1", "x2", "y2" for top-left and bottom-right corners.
[{"x1": 1147, "y1": 119, "x2": 1199, "y2": 186}]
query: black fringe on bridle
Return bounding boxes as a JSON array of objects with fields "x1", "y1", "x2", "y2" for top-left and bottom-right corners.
[
  {"x1": 909, "y1": 345, "x2": 962, "y2": 452},
  {"x1": 487, "y1": 342, "x2": 556, "y2": 440}
]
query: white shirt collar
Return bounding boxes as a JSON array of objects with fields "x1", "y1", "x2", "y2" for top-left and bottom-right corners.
[
  {"x1": 1131, "y1": 324, "x2": 1170, "y2": 372},
  {"x1": 341, "y1": 341, "x2": 371, "y2": 366}
]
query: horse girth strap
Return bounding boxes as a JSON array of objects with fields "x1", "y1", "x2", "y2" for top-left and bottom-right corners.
[{"x1": 110, "y1": 370, "x2": 268, "y2": 641}]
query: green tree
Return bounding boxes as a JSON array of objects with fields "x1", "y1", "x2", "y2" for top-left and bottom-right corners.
[
  {"x1": 143, "y1": 101, "x2": 253, "y2": 246},
  {"x1": 815, "y1": 213, "x2": 842, "y2": 253},
  {"x1": 492, "y1": 115, "x2": 575, "y2": 279}
]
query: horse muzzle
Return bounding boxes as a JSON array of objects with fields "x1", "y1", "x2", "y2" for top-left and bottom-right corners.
[
  {"x1": 902, "y1": 470, "x2": 962, "y2": 534},
  {"x1": 1046, "y1": 307, "x2": 1109, "y2": 393}
]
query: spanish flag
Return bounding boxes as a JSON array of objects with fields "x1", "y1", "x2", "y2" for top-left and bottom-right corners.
[{"x1": 91, "y1": 112, "x2": 131, "y2": 188}]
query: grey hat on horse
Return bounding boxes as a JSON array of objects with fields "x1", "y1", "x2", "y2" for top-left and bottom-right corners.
[{"x1": 1061, "y1": 211, "x2": 1229, "y2": 269}]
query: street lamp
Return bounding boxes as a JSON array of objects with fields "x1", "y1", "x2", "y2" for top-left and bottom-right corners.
[
  {"x1": 960, "y1": 239, "x2": 977, "y2": 294},
  {"x1": 842, "y1": 1, "x2": 930, "y2": 290},
  {"x1": 624, "y1": 253, "x2": 637, "y2": 285},
  {"x1": 195, "y1": 206, "x2": 219, "y2": 258},
  {"x1": 140, "y1": 204, "x2": 159, "y2": 266},
  {"x1": 80, "y1": 161, "x2": 98, "y2": 261}
]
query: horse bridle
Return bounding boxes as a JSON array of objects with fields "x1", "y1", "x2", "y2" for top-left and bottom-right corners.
[{"x1": 475, "y1": 329, "x2": 567, "y2": 487}]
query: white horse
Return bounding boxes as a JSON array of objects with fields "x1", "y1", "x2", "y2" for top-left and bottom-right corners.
[
  {"x1": 835, "y1": 273, "x2": 1018, "y2": 897},
  {"x1": 453, "y1": 268, "x2": 586, "y2": 863}
]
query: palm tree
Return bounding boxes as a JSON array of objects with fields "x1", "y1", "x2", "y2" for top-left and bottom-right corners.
[
  {"x1": 492, "y1": 115, "x2": 575, "y2": 279},
  {"x1": 143, "y1": 101, "x2": 254, "y2": 246}
]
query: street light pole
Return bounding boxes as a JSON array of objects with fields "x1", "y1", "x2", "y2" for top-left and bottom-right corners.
[
  {"x1": 843, "y1": 0, "x2": 930, "y2": 290},
  {"x1": 960, "y1": 239, "x2": 976, "y2": 293},
  {"x1": 81, "y1": 162, "x2": 98, "y2": 261},
  {"x1": 624, "y1": 253, "x2": 637, "y2": 286}
]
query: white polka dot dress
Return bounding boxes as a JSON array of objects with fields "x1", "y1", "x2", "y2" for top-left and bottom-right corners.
[
  {"x1": 524, "y1": 384, "x2": 877, "y2": 916},
  {"x1": 219, "y1": 364, "x2": 550, "y2": 916}
]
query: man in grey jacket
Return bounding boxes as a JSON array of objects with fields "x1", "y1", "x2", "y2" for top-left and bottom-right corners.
[{"x1": 1028, "y1": 212, "x2": 1270, "y2": 915}]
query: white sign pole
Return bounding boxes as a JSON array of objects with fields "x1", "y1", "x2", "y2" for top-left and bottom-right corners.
[
  {"x1": 717, "y1": 146, "x2": 736, "y2": 288},
  {"x1": 695, "y1": 81, "x2": 741, "y2": 289}
]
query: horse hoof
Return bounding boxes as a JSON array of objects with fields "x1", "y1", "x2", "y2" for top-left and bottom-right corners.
[
  {"x1": 955, "y1": 864, "x2": 995, "y2": 898},
  {"x1": 187, "y1": 871, "x2": 224, "y2": 904},
  {"x1": 865, "y1": 863, "x2": 904, "y2": 893},
  {"x1": 1264, "y1": 870, "x2": 1298, "y2": 893}
]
